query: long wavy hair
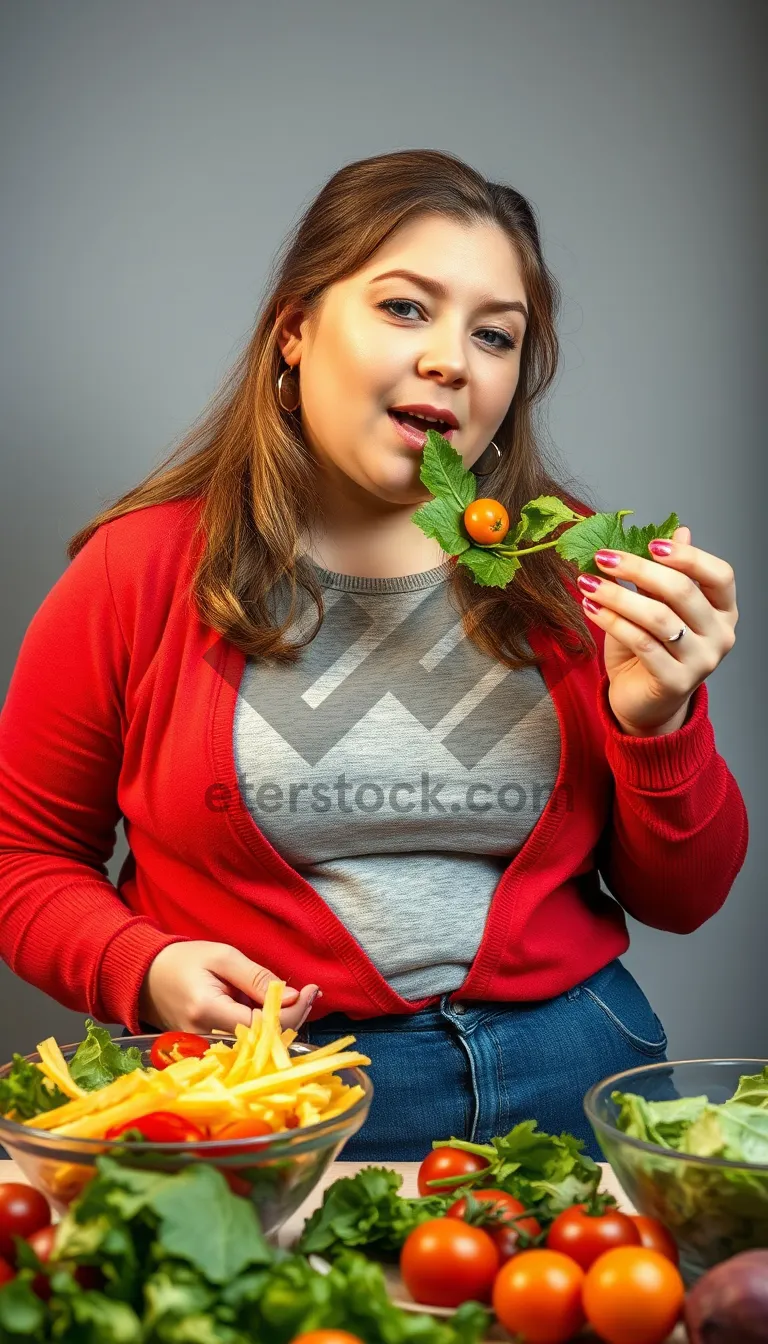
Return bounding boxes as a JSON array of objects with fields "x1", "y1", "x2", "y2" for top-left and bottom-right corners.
[{"x1": 68, "y1": 148, "x2": 599, "y2": 669}]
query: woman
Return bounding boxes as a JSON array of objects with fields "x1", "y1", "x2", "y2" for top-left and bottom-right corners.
[{"x1": 0, "y1": 149, "x2": 746, "y2": 1161}]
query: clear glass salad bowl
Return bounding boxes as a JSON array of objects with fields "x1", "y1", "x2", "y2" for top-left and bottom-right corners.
[
  {"x1": 585, "y1": 1058, "x2": 768, "y2": 1284},
  {"x1": 0, "y1": 1035, "x2": 373, "y2": 1237}
]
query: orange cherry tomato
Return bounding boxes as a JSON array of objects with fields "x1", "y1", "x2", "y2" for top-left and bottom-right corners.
[
  {"x1": 492, "y1": 1249, "x2": 586, "y2": 1343},
  {"x1": 400, "y1": 1217, "x2": 499, "y2": 1307},
  {"x1": 582, "y1": 1246, "x2": 685, "y2": 1344},
  {"x1": 463, "y1": 498, "x2": 510, "y2": 545},
  {"x1": 416, "y1": 1146, "x2": 489, "y2": 1196},
  {"x1": 149, "y1": 1030, "x2": 209, "y2": 1070},
  {"x1": 630, "y1": 1214, "x2": 679, "y2": 1265}
]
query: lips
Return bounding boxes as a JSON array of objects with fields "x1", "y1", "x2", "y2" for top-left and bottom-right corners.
[{"x1": 387, "y1": 410, "x2": 456, "y2": 450}]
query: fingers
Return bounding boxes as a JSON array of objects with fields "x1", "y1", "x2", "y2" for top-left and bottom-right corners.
[{"x1": 209, "y1": 945, "x2": 320, "y2": 1032}]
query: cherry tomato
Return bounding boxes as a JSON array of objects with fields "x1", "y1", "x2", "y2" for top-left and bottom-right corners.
[
  {"x1": 582, "y1": 1246, "x2": 685, "y2": 1344},
  {"x1": 400, "y1": 1217, "x2": 499, "y2": 1308},
  {"x1": 546, "y1": 1202, "x2": 640, "y2": 1271},
  {"x1": 104, "y1": 1111, "x2": 206, "y2": 1143},
  {"x1": 630, "y1": 1214, "x2": 679, "y2": 1265},
  {"x1": 492, "y1": 1249, "x2": 586, "y2": 1344},
  {"x1": 0, "y1": 1184, "x2": 52, "y2": 1263},
  {"x1": 149, "y1": 1031, "x2": 210, "y2": 1070},
  {"x1": 0, "y1": 1256, "x2": 14, "y2": 1286},
  {"x1": 25, "y1": 1225, "x2": 57, "y2": 1301},
  {"x1": 289, "y1": 1333, "x2": 365, "y2": 1344},
  {"x1": 416, "y1": 1147, "x2": 489, "y2": 1197},
  {"x1": 463, "y1": 498, "x2": 510, "y2": 545},
  {"x1": 447, "y1": 1189, "x2": 541, "y2": 1262}
]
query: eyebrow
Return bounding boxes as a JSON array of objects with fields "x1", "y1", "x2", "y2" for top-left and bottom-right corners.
[{"x1": 368, "y1": 268, "x2": 529, "y2": 324}]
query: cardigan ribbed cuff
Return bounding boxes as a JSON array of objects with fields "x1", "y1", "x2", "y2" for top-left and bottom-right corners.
[
  {"x1": 596, "y1": 673, "x2": 715, "y2": 790},
  {"x1": 100, "y1": 920, "x2": 192, "y2": 1034}
]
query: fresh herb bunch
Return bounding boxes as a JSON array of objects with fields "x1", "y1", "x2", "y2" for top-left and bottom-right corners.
[
  {"x1": 297, "y1": 1121, "x2": 601, "y2": 1263},
  {"x1": 412, "y1": 429, "x2": 679, "y2": 589},
  {"x1": 0, "y1": 1021, "x2": 143, "y2": 1122},
  {"x1": 0, "y1": 1157, "x2": 489, "y2": 1343}
]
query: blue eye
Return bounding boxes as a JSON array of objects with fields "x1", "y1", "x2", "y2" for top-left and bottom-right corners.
[{"x1": 377, "y1": 298, "x2": 518, "y2": 351}]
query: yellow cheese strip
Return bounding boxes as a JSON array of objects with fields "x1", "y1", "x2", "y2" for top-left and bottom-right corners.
[
  {"x1": 270, "y1": 1032, "x2": 293, "y2": 1072},
  {"x1": 251, "y1": 982, "x2": 282, "y2": 1075},
  {"x1": 54, "y1": 1087, "x2": 178, "y2": 1138},
  {"x1": 22, "y1": 1071, "x2": 152, "y2": 1130},
  {"x1": 36, "y1": 1040, "x2": 87, "y2": 1100},
  {"x1": 231, "y1": 1050, "x2": 370, "y2": 1098}
]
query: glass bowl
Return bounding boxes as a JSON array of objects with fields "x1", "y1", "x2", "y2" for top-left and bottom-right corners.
[
  {"x1": 585, "y1": 1058, "x2": 768, "y2": 1284},
  {"x1": 0, "y1": 1034, "x2": 372, "y2": 1237}
]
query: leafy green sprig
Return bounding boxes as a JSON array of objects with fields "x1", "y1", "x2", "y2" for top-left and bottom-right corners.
[{"x1": 412, "y1": 429, "x2": 679, "y2": 589}]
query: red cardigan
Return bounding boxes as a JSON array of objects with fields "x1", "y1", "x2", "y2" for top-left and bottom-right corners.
[{"x1": 0, "y1": 500, "x2": 749, "y2": 1034}]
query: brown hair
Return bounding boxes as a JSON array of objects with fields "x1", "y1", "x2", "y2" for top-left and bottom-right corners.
[{"x1": 68, "y1": 148, "x2": 598, "y2": 669}]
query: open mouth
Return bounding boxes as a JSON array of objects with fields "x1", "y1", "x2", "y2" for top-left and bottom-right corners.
[{"x1": 388, "y1": 410, "x2": 456, "y2": 447}]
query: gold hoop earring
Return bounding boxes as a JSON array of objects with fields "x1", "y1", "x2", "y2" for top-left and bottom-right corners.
[
  {"x1": 472, "y1": 440, "x2": 502, "y2": 477},
  {"x1": 277, "y1": 366, "x2": 301, "y2": 414}
]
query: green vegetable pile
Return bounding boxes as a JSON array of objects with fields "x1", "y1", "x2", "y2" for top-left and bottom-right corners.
[
  {"x1": 610, "y1": 1065, "x2": 768, "y2": 1268},
  {"x1": 0, "y1": 1022, "x2": 143, "y2": 1122},
  {"x1": 297, "y1": 1120, "x2": 601, "y2": 1260},
  {"x1": 0, "y1": 1157, "x2": 489, "y2": 1343},
  {"x1": 412, "y1": 429, "x2": 679, "y2": 588}
]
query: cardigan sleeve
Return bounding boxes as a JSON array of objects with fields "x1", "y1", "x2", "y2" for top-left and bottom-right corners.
[
  {"x1": 593, "y1": 670, "x2": 749, "y2": 932},
  {"x1": 0, "y1": 524, "x2": 189, "y2": 1031}
]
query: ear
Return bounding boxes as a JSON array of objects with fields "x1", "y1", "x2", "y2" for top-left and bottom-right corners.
[{"x1": 276, "y1": 298, "x2": 307, "y2": 365}]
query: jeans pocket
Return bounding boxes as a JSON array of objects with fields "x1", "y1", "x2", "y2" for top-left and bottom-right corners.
[{"x1": 573, "y1": 960, "x2": 668, "y2": 1058}]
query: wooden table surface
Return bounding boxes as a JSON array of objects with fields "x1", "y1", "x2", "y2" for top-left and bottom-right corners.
[{"x1": 0, "y1": 1157, "x2": 686, "y2": 1340}]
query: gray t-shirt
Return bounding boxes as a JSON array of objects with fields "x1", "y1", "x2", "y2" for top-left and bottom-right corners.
[{"x1": 233, "y1": 558, "x2": 561, "y2": 1001}]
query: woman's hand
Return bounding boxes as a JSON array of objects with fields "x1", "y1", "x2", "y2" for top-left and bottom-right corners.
[
  {"x1": 576, "y1": 525, "x2": 739, "y2": 736},
  {"x1": 138, "y1": 941, "x2": 321, "y2": 1034}
]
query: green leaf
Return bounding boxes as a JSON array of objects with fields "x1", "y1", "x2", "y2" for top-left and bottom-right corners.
[
  {"x1": 516, "y1": 496, "x2": 584, "y2": 544},
  {"x1": 64, "y1": 1291, "x2": 143, "y2": 1343},
  {"x1": 0, "y1": 1275, "x2": 48, "y2": 1335},
  {"x1": 419, "y1": 431, "x2": 476, "y2": 511},
  {"x1": 411, "y1": 496, "x2": 470, "y2": 556},
  {"x1": 69, "y1": 1019, "x2": 144, "y2": 1091},
  {"x1": 717, "y1": 1103, "x2": 768, "y2": 1164},
  {"x1": 456, "y1": 547, "x2": 521, "y2": 587},
  {"x1": 555, "y1": 511, "x2": 634, "y2": 575},
  {"x1": 150, "y1": 1165, "x2": 273, "y2": 1285},
  {"x1": 730, "y1": 1066, "x2": 768, "y2": 1109},
  {"x1": 0, "y1": 1052, "x2": 68, "y2": 1121}
]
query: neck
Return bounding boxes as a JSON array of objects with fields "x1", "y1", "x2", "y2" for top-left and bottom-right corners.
[{"x1": 300, "y1": 504, "x2": 450, "y2": 580}]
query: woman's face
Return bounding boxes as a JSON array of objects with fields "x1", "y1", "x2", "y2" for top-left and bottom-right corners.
[{"x1": 277, "y1": 214, "x2": 529, "y2": 507}]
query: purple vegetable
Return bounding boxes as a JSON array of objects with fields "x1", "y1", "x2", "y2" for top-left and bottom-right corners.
[{"x1": 684, "y1": 1250, "x2": 768, "y2": 1342}]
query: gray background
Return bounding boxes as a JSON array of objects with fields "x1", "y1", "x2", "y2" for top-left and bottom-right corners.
[{"x1": 1, "y1": 0, "x2": 765, "y2": 1063}]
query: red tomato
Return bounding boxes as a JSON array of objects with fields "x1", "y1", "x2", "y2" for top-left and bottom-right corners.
[
  {"x1": 25, "y1": 1225, "x2": 57, "y2": 1301},
  {"x1": 289, "y1": 1333, "x2": 365, "y2": 1344},
  {"x1": 149, "y1": 1031, "x2": 210, "y2": 1070},
  {"x1": 546, "y1": 1202, "x2": 641, "y2": 1271},
  {"x1": 447, "y1": 1189, "x2": 542, "y2": 1263},
  {"x1": 630, "y1": 1214, "x2": 679, "y2": 1265},
  {"x1": 400, "y1": 1217, "x2": 499, "y2": 1308},
  {"x1": 104, "y1": 1111, "x2": 206, "y2": 1143},
  {"x1": 0, "y1": 1256, "x2": 14, "y2": 1286},
  {"x1": 0, "y1": 1184, "x2": 52, "y2": 1263},
  {"x1": 463, "y1": 498, "x2": 510, "y2": 545},
  {"x1": 416, "y1": 1147, "x2": 489, "y2": 1197},
  {"x1": 582, "y1": 1246, "x2": 685, "y2": 1344},
  {"x1": 492, "y1": 1249, "x2": 586, "y2": 1344}
]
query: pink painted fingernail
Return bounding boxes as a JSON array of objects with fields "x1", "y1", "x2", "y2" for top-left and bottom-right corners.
[
  {"x1": 577, "y1": 574, "x2": 602, "y2": 594},
  {"x1": 595, "y1": 550, "x2": 621, "y2": 568},
  {"x1": 649, "y1": 540, "x2": 673, "y2": 557},
  {"x1": 583, "y1": 597, "x2": 601, "y2": 615}
]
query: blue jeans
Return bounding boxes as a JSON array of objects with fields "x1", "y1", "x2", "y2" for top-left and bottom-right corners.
[
  {"x1": 120, "y1": 958, "x2": 667, "y2": 1163},
  {"x1": 297, "y1": 958, "x2": 667, "y2": 1162}
]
